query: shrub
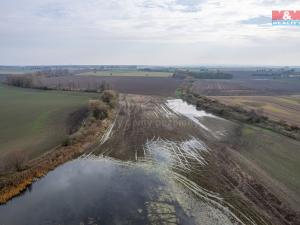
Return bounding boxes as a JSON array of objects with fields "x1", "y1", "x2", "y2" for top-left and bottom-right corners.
[
  {"x1": 5, "y1": 150, "x2": 28, "y2": 172},
  {"x1": 101, "y1": 90, "x2": 118, "y2": 108},
  {"x1": 88, "y1": 100, "x2": 109, "y2": 120},
  {"x1": 61, "y1": 137, "x2": 71, "y2": 146},
  {"x1": 290, "y1": 125, "x2": 299, "y2": 131}
]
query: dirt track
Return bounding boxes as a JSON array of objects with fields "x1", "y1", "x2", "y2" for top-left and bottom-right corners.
[{"x1": 89, "y1": 94, "x2": 299, "y2": 225}]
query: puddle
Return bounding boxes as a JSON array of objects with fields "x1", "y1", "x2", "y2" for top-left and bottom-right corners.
[
  {"x1": 166, "y1": 99, "x2": 234, "y2": 139},
  {"x1": 166, "y1": 99, "x2": 217, "y2": 132}
]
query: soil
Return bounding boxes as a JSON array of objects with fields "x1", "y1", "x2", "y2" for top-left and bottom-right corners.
[
  {"x1": 36, "y1": 76, "x2": 183, "y2": 96},
  {"x1": 91, "y1": 94, "x2": 300, "y2": 225}
]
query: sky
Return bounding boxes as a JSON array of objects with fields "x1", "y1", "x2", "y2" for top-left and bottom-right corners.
[{"x1": 0, "y1": 0, "x2": 300, "y2": 66}]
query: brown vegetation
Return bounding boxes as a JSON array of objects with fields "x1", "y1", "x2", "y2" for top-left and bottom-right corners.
[
  {"x1": 21, "y1": 76, "x2": 182, "y2": 96},
  {"x1": 4, "y1": 73, "x2": 182, "y2": 96},
  {"x1": 4, "y1": 150, "x2": 28, "y2": 172},
  {"x1": 101, "y1": 90, "x2": 118, "y2": 108},
  {"x1": 190, "y1": 79, "x2": 300, "y2": 96},
  {"x1": 180, "y1": 90, "x2": 300, "y2": 140},
  {"x1": 210, "y1": 96, "x2": 300, "y2": 127},
  {"x1": 88, "y1": 100, "x2": 109, "y2": 120},
  {"x1": 88, "y1": 90, "x2": 118, "y2": 119},
  {"x1": 5, "y1": 75, "x2": 34, "y2": 88},
  {"x1": 5, "y1": 74, "x2": 112, "y2": 92}
]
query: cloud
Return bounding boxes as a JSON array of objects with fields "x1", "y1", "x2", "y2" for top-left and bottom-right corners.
[
  {"x1": 0, "y1": 0, "x2": 299, "y2": 65},
  {"x1": 175, "y1": 0, "x2": 203, "y2": 12},
  {"x1": 36, "y1": 3, "x2": 67, "y2": 18},
  {"x1": 258, "y1": 0, "x2": 297, "y2": 5},
  {"x1": 241, "y1": 16, "x2": 270, "y2": 25}
]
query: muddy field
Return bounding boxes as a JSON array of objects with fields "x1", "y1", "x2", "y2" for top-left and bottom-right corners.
[
  {"x1": 87, "y1": 95, "x2": 299, "y2": 225},
  {"x1": 1, "y1": 94, "x2": 299, "y2": 225},
  {"x1": 191, "y1": 79, "x2": 300, "y2": 96},
  {"x1": 90, "y1": 95, "x2": 234, "y2": 160},
  {"x1": 35, "y1": 76, "x2": 182, "y2": 96}
]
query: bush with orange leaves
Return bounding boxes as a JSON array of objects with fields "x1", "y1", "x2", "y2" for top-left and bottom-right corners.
[{"x1": 88, "y1": 100, "x2": 109, "y2": 120}]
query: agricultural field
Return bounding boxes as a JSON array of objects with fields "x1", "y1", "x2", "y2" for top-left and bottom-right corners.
[
  {"x1": 0, "y1": 84, "x2": 97, "y2": 162},
  {"x1": 0, "y1": 67, "x2": 39, "y2": 75},
  {"x1": 0, "y1": 90, "x2": 299, "y2": 224},
  {"x1": 1, "y1": 72, "x2": 300, "y2": 225},
  {"x1": 191, "y1": 79, "x2": 300, "y2": 96},
  {"x1": 236, "y1": 125, "x2": 300, "y2": 206},
  {"x1": 36, "y1": 76, "x2": 182, "y2": 96},
  {"x1": 68, "y1": 95, "x2": 300, "y2": 224},
  {"x1": 211, "y1": 95, "x2": 300, "y2": 126},
  {"x1": 78, "y1": 70, "x2": 173, "y2": 77}
]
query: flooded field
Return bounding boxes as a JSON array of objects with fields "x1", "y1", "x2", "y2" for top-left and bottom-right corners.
[
  {"x1": 0, "y1": 154, "x2": 248, "y2": 225},
  {"x1": 0, "y1": 96, "x2": 271, "y2": 225}
]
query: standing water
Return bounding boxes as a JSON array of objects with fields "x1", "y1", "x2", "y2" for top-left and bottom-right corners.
[{"x1": 0, "y1": 99, "x2": 254, "y2": 225}]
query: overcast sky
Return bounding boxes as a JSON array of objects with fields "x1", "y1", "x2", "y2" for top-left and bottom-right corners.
[{"x1": 0, "y1": 0, "x2": 299, "y2": 66}]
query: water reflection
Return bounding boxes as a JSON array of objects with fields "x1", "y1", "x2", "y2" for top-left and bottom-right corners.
[
  {"x1": 0, "y1": 158, "x2": 194, "y2": 225},
  {"x1": 0, "y1": 153, "x2": 250, "y2": 225},
  {"x1": 166, "y1": 99, "x2": 217, "y2": 132}
]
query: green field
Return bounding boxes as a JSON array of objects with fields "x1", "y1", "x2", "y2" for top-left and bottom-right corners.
[
  {"x1": 78, "y1": 70, "x2": 173, "y2": 77},
  {"x1": 0, "y1": 84, "x2": 97, "y2": 160},
  {"x1": 238, "y1": 125, "x2": 300, "y2": 200}
]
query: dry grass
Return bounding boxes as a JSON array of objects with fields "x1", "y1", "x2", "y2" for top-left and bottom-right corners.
[{"x1": 210, "y1": 95, "x2": 300, "y2": 127}]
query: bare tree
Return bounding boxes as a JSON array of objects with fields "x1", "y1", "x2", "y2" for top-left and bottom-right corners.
[{"x1": 5, "y1": 150, "x2": 28, "y2": 172}]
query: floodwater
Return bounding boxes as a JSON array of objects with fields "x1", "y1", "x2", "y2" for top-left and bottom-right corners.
[
  {"x1": 0, "y1": 154, "x2": 244, "y2": 225},
  {"x1": 0, "y1": 98, "x2": 252, "y2": 225},
  {"x1": 2, "y1": 156, "x2": 201, "y2": 225},
  {"x1": 166, "y1": 99, "x2": 217, "y2": 131}
]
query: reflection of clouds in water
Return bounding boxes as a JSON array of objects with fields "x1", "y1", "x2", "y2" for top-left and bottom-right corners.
[
  {"x1": 0, "y1": 158, "x2": 162, "y2": 225},
  {"x1": 166, "y1": 99, "x2": 217, "y2": 131},
  {"x1": 144, "y1": 136, "x2": 209, "y2": 169},
  {"x1": 143, "y1": 137, "x2": 254, "y2": 225},
  {"x1": 0, "y1": 155, "x2": 256, "y2": 225},
  {"x1": 166, "y1": 99, "x2": 229, "y2": 139}
]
